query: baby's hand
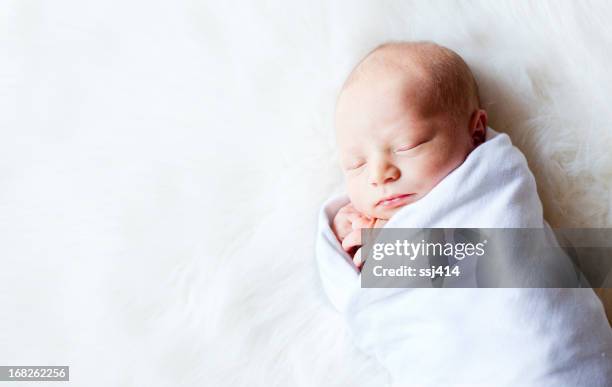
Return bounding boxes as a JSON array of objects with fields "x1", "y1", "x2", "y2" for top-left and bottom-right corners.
[
  {"x1": 348, "y1": 218, "x2": 388, "y2": 269},
  {"x1": 331, "y1": 203, "x2": 373, "y2": 243},
  {"x1": 331, "y1": 203, "x2": 376, "y2": 267}
]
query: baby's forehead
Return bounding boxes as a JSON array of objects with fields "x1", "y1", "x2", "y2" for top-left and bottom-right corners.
[
  {"x1": 335, "y1": 68, "x2": 437, "y2": 133},
  {"x1": 337, "y1": 41, "x2": 479, "y2": 125},
  {"x1": 337, "y1": 53, "x2": 443, "y2": 121}
]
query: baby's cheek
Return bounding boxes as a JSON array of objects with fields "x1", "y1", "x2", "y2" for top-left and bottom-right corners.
[
  {"x1": 346, "y1": 182, "x2": 370, "y2": 213},
  {"x1": 432, "y1": 152, "x2": 465, "y2": 186},
  {"x1": 414, "y1": 154, "x2": 453, "y2": 191}
]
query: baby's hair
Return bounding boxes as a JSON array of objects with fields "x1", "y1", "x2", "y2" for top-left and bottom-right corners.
[{"x1": 340, "y1": 41, "x2": 481, "y2": 122}]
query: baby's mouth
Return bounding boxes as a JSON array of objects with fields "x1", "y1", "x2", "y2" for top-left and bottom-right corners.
[{"x1": 376, "y1": 193, "x2": 414, "y2": 208}]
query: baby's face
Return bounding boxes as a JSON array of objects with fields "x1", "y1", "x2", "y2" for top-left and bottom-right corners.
[{"x1": 336, "y1": 70, "x2": 474, "y2": 220}]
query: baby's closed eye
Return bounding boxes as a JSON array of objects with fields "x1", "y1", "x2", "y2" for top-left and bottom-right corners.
[
  {"x1": 394, "y1": 139, "x2": 430, "y2": 154},
  {"x1": 344, "y1": 159, "x2": 366, "y2": 171}
]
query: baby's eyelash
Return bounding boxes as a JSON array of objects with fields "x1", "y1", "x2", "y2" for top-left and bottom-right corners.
[
  {"x1": 396, "y1": 145, "x2": 414, "y2": 152},
  {"x1": 346, "y1": 161, "x2": 366, "y2": 170},
  {"x1": 395, "y1": 140, "x2": 428, "y2": 153}
]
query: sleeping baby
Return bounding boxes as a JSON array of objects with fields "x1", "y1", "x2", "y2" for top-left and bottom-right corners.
[
  {"x1": 331, "y1": 41, "x2": 487, "y2": 267},
  {"x1": 316, "y1": 41, "x2": 612, "y2": 386}
]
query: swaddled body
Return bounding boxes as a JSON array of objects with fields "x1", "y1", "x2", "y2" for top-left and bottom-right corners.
[{"x1": 316, "y1": 41, "x2": 612, "y2": 386}]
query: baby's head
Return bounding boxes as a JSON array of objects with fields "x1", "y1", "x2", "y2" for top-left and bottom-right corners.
[{"x1": 335, "y1": 41, "x2": 487, "y2": 220}]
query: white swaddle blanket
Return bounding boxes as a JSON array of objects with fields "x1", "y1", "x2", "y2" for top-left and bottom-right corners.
[{"x1": 315, "y1": 128, "x2": 612, "y2": 386}]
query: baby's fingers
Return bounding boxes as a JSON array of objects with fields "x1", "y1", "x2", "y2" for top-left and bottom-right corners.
[
  {"x1": 351, "y1": 215, "x2": 376, "y2": 230},
  {"x1": 353, "y1": 249, "x2": 364, "y2": 269},
  {"x1": 341, "y1": 229, "x2": 362, "y2": 252},
  {"x1": 337, "y1": 203, "x2": 358, "y2": 216},
  {"x1": 332, "y1": 218, "x2": 353, "y2": 241}
]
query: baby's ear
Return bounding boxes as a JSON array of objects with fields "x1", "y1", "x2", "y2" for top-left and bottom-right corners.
[{"x1": 469, "y1": 109, "x2": 488, "y2": 146}]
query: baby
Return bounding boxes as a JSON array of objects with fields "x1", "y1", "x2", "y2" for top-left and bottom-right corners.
[
  {"x1": 319, "y1": 41, "x2": 612, "y2": 386},
  {"x1": 331, "y1": 41, "x2": 487, "y2": 268}
]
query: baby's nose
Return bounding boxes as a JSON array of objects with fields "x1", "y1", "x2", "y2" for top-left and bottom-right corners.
[{"x1": 369, "y1": 162, "x2": 400, "y2": 186}]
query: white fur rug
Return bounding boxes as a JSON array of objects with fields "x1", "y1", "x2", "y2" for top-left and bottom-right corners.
[{"x1": 1, "y1": 1, "x2": 611, "y2": 386}]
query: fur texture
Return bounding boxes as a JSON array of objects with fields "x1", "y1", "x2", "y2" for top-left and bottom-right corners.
[{"x1": 1, "y1": 1, "x2": 611, "y2": 386}]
